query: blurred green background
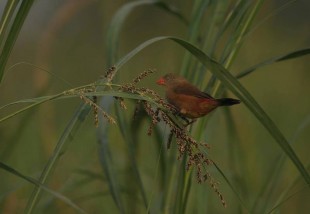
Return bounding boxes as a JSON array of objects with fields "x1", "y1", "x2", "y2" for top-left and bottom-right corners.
[{"x1": 0, "y1": 0, "x2": 310, "y2": 213}]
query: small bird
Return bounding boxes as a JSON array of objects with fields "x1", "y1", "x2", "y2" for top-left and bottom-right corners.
[{"x1": 156, "y1": 73, "x2": 240, "y2": 119}]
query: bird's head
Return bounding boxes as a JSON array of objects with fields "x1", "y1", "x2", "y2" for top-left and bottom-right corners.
[{"x1": 156, "y1": 73, "x2": 183, "y2": 87}]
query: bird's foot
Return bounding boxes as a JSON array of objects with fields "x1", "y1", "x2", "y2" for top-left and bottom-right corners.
[{"x1": 184, "y1": 119, "x2": 197, "y2": 127}]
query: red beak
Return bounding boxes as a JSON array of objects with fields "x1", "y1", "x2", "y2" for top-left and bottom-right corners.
[{"x1": 156, "y1": 77, "x2": 165, "y2": 85}]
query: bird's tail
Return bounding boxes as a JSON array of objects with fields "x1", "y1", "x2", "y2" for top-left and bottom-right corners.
[{"x1": 217, "y1": 98, "x2": 240, "y2": 106}]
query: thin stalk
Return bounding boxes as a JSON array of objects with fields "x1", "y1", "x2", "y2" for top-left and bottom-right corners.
[
  {"x1": 181, "y1": 169, "x2": 192, "y2": 213},
  {"x1": 0, "y1": 0, "x2": 20, "y2": 47},
  {"x1": 173, "y1": 156, "x2": 187, "y2": 214},
  {"x1": 180, "y1": 0, "x2": 210, "y2": 78},
  {"x1": 0, "y1": 0, "x2": 35, "y2": 82},
  {"x1": 0, "y1": 93, "x2": 64, "y2": 123},
  {"x1": 25, "y1": 103, "x2": 89, "y2": 213},
  {"x1": 163, "y1": 144, "x2": 178, "y2": 214},
  {"x1": 212, "y1": 0, "x2": 265, "y2": 95}
]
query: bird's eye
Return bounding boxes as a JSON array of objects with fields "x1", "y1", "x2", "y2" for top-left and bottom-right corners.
[
  {"x1": 164, "y1": 75, "x2": 170, "y2": 80},
  {"x1": 165, "y1": 74, "x2": 174, "y2": 81}
]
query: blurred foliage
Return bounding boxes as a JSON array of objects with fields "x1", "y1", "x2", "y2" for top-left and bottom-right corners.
[{"x1": 0, "y1": 0, "x2": 310, "y2": 214}]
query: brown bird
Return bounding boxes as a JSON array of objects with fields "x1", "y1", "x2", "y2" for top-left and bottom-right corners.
[{"x1": 156, "y1": 73, "x2": 240, "y2": 119}]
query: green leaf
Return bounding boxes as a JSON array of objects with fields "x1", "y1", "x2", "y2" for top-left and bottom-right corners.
[
  {"x1": 106, "y1": 0, "x2": 186, "y2": 65},
  {"x1": 236, "y1": 47, "x2": 310, "y2": 79},
  {"x1": 0, "y1": 161, "x2": 87, "y2": 214},
  {"x1": 0, "y1": 89, "x2": 160, "y2": 123},
  {"x1": 154, "y1": 1, "x2": 187, "y2": 24},
  {"x1": 0, "y1": 93, "x2": 64, "y2": 123},
  {"x1": 0, "y1": 0, "x2": 35, "y2": 83},
  {"x1": 114, "y1": 104, "x2": 148, "y2": 209},
  {"x1": 213, "y1": 162, "x2": 249, "y2": 212},
  {"x1": 97, "y1": 96, "x2": 126, "y2": 213},
  {"x1": 180, "y1": 0, "x2": 210, "y2": 77},
  {"x1": 25, "y1": 103, "x2": 90, "y2": 214},
  {"x1": 262, "y1": 114, "x2": 310, "y2": 213},
  {"x1": 0, "y1": 0, "x2": 20, "y2": 44}
]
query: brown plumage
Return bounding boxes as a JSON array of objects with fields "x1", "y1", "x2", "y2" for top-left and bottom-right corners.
[{"x1": 156, "y1": 73, "x2": 240, "y2": 119}]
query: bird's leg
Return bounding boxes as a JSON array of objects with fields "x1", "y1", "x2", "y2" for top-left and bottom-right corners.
[
  {"x1": 178, "y1": 114, "x2": 189, "y2": 123},
  {"x1": 171, "y1": 111, "x2": 196, "y2": 127},
  {"x1": 167, "y1": 104, "x2": 188, "y2": 123},
  {"x1": 166, "y1": 103, "x2": 196, "y2": 127},
  {"x1": 184, "y1": 119, "x2": 197, "y2": 127}
]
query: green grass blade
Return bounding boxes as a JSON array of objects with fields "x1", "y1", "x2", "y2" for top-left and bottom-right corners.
[
  {"x1": 213, "y1": 162, "x2": 249, "y2": 212},
  {"x1": 0, "y1": 89, "x2": 162, "y2": 123},
  {"x1": 0, "y1": 93, "x2": 64, "y2": 123},
  {"x1": 222, "y1": 107, "x2": 249, "y2": 211},
  {"x1": 97, "y1": 96, "x2": 126, "y2": 213},
  {"x1": 267, "y1": 183, "x2": 309, "y2": 214},
  {"x1": 0, "y1": 97, "x2": 56, "y2": 110},
  {"x1": 154, "y1": 1, "x2": 187, "y2": 24},
  {"x1": 200, "y1": 0, "x2": 229, "y2": 53},
  {"x1": 206, "y1": 0, "x2": 252, "y2": 91},
  {"x1": 98, "y1": 142, "x2": 125, "y2": 213},
  {"x1": 25, "y1": 103, "x2": 90, "y2": 214},
  {"x1": 162, "y1": 150, "x2": 178, "y2": 214},
  {"x1": 181, "y1": 169, "x2": 192, "y2": 214},
  {"x1": 0, "y1": 106, "x2": 36, "y2": 159},
  {"x1": 114, "y1": 36, "x2": 310, "y2": 186},
  {"x1": 208, "y1": 0, "x2": 244, "y2": 55},
  {"x1": 0, "y1": 161, "x2": 87, "y2": 214},
  {"x1": 0, "y1": 90, "x2": 143, "y2": 110},
  {"x1": 244, "y1": 0, "x2": 296, "y2": 41},
  {"x1": 107, "y1": 0, "x2": 186, "y2": 65},
  {"x1": 0, "y1": 83, "x2": 51, "y2": 159},
  {"x1": 114, "y1": 104, "x2": 148, "y2": 209},
  {"x1": 180, "y1": 0, "x2": 210, "y2": 77},
  {"x1": 222, "y1": 0, "x2": 265, "y2": 68},
  {"x1": 236, "y1": 47, "x2": 310, "y2": 79},
  {"x1": 259, "y1": 115, "x2": 310, "y2": 213},
  {"x1": 218, "y1": 0, "x2": 252, "y2": 64},
  {"x1": 0, "y1": 0, "x2": 35, "y2": 83},
  {"x1": 4, "y1": 61, "x2": 73, "y2": 86},
  {"x1": 173, "y1": 156, "x2": 187, "y2": 214},
  {"x1": 0, "y1": 0, "x2": 20, "y2": 45}
]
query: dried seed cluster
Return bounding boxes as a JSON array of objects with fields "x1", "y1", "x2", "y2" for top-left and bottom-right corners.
[
  {"x1": 115, "y1": 97, "x2": 127, "y2": 110},
  {"x1": 74, "y1": 67, "x2": 226, "y2": 207},
  {"x1": 161, "y1": 111, "x2": 226, "y2": 207},
  {"x1": 92, "y1": 96, "x2": 99, "y2": 126},
  {"x1": 142, "y1": 101, "x2": 160, "y2": 136},
  {"x1": 103, "y1": 65, "x2": 116, "y2": 82},
  {"x1": 79, "y1": 93, "x2": 116, "y2": 125},
  {"x1": 133, "y1": 68, "x2": 155, "y2": 84},
  {"x1": 69, "y1": 86, "x2": 116, "y2": 126},
  {"x1": 121, "y1": 69, "x2": 225, "y2": 207}
]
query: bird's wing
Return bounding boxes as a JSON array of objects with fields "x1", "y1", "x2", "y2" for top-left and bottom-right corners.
[{"x1": 173, "y1": 84, "x2": 214, "y2": 99}]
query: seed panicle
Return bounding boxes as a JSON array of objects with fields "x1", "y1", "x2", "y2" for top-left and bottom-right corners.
[
  {"x1": 133, "y1": 69, "x2": 156, "y2": 84},
  {"x1": 75, "y1": 68, "x2": 226, "y2": 207},
  {"x1": 78, "y1": 90, "x2": 116, "y2": 125},
  {"x1": 104, "y1": 65, "x2": 116, "y2": 81}
]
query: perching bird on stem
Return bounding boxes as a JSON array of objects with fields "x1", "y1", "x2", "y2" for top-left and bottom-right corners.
[{"x1": 156, "y1": 73, "x2": 240, "y2": 121}]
